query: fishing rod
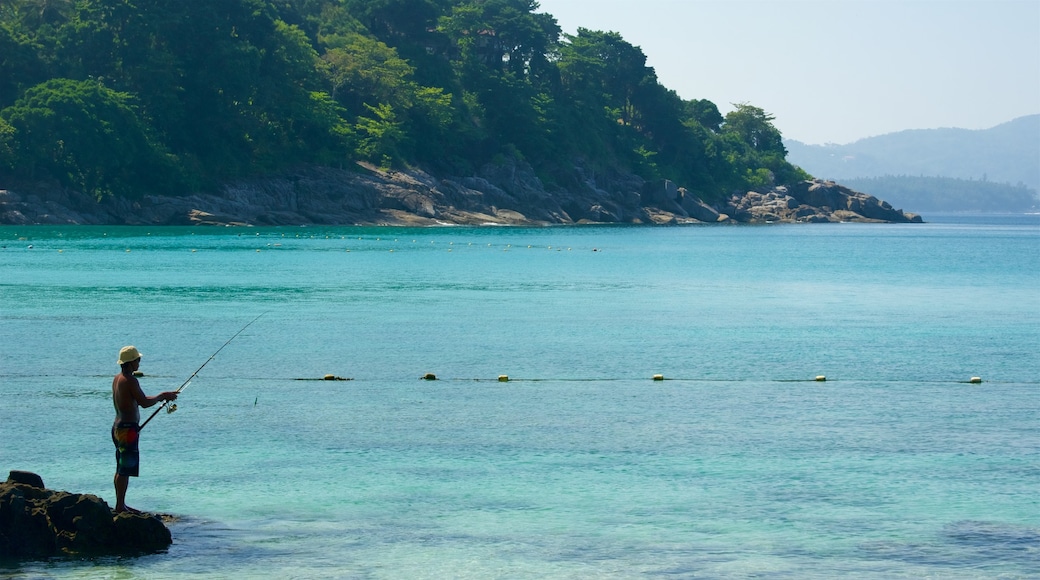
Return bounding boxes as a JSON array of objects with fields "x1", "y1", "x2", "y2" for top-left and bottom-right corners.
[{"x1": 140, "y1": 312, "x2": 265, "y2": 430}]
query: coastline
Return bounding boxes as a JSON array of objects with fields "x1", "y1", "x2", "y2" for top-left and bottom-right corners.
[{"x1": 0, "y1": 161, "x2": 921, "y2": 227}]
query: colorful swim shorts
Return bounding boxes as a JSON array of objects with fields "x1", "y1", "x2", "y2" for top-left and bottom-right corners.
[{"x1": 112, "y1": 421, "x2": 140, "y2": 477}]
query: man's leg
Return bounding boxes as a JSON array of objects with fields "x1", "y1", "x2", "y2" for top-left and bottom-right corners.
[{"x1": 114, "y1": 472, "x2": 129, "y2": 512}]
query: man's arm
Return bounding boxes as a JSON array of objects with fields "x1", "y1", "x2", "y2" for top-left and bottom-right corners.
[{"x1": 129, "y1": 378, "x2": 177, "y2": 408}]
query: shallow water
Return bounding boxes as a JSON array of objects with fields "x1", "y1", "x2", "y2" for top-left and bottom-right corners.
[{"x1": 1, "y1": 216, "x2": 1038, "y2": 578}]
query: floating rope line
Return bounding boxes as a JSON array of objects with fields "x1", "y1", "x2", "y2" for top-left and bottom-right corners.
[{"x1": 9, "y1": 372, "x2": 1023, "y2": 385}]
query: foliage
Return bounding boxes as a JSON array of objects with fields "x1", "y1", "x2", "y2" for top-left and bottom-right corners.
[
  {"x1": 0, "y1": 0, "x2": 808, "y2": 203},
  {"x1": 0, "y1": 117, "x2": 16, "y2": 171},
  {"x1": 0, "y1": 78, "x2": 181, "y2": 199}
]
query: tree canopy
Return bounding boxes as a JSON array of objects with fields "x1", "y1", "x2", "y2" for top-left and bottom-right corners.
[{"x1": 0, "y1": 0, "x2": 808, "y2": 201}]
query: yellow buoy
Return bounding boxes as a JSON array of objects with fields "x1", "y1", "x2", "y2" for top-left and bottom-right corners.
[
  {"x1": 969, "y1": 377, "x2": 982, "y2": 384},
  {"x1": 815, "y1": 375, "x2": 827, "y2": 382},
  {"x1": 323, "y1": 374, "x2": 336, "y2": 381},
  {"x1": 498, "y1": 375, "x2": 509, "y2": 382},
  {"x1": 652, "y1": 374, "x2": 664, "y2": 381}
]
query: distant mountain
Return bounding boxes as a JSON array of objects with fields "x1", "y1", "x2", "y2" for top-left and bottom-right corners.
[
  {"x1": 838, "y1": 175, "x2": 1037, "y2": 214},
  {"x1": 784, "y1": 115, "x2": 1040, "y2": 213}
]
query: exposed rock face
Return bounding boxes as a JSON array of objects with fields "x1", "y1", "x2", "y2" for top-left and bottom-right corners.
[
  {"x1": 0, "y1": 161, "x2": 921, "y2": 226},
  {"x1": 724, "y1": 180, "x2": 922, "y2": 223},
  {"x1": 0, "y1": 471, "x2": 172, "y2": 559}
]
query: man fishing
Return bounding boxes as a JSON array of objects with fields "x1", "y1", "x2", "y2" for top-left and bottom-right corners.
[{"x1": 112, "y1": 346, "x2": 178, "y2": 514}]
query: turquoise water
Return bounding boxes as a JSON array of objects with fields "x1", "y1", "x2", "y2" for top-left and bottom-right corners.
[{"x1": 1, "y1": 216, "x2": 1038, "y2": 578}]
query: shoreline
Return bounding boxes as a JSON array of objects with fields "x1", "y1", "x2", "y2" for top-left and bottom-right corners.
[{"x1": 1, "y1": 162, "x2": 921, "y2": 227}]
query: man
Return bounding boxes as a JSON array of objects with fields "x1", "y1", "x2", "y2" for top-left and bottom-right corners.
[{"x1": 112, "y1": 345, "x2": 178, "y2": 514}]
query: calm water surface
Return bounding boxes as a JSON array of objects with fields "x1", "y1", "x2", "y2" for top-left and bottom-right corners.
[{"x1": 1, "y1": 215, "x2": 1038, "y2": 578}]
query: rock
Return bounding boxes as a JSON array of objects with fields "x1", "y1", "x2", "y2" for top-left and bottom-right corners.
[
  {"x1": 7, "y1": 470, "x2": 45, "y2": 488},
  {"x1": 0, "y1": 165, "x2": 922, "y2": 226},
  {"x1": 678, "y1": 189, "x2": 721, "y2": 222},
  {"x1": 0, "y1": 473, "x2": 172, "y2": 559},
  {"x1": 724, "y1": 179, "x2": 922, "y2": 223},
  {"x1": 787, "y1": 179, "x2": 923, "y2": 223},
  {"x1": 112, "y1": 512, "x2": 173, "y2": 554},
  {"x1": 641, "y1": 179, "x2": 687, "y2": 216}
]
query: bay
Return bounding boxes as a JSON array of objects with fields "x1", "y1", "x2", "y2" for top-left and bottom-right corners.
[{"x1": 1, "y1": 215, "x2": 1037, "y2": 578}]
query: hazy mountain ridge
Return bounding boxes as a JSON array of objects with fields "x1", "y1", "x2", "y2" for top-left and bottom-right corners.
[
  {"x1": 785, "y1": 115, "x2": 1039, "y2": 189},
  {"x1": 784, "y1": 115, "x2": 1039, "y2": 213}
]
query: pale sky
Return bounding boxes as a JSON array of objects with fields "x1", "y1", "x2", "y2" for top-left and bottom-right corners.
[{"x1": 536, "y1": 0, "x2": 1040, "y2": 144}]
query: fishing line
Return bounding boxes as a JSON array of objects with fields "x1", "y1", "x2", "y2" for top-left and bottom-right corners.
[{"x1": 140, "y1": 312, "x2": 266, "y2": 430}]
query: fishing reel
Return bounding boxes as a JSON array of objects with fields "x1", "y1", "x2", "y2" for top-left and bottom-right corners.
[{"x1": 166, "y1": 403, "x2": 178, "y2": 414}]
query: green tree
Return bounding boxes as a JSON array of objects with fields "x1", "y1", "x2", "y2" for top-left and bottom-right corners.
[
  {"x1": 559, "y1": 29, "x2": 649, "y2": 127},
  {"x1": 355, "y1": 102, "x2": 405, "y2": 168},
  {"x1": 684, "y1": 99, "x2": 723, "y2": 133},
  {"x1": 0, "y1": 23, "x2": 47, "y2": 108},
  {"x1": 323, "y1": 32, "x2": 416, "y2": 111},
  {"x1": 1, "y1": 78, "x2": 180, "y2": 198},
  {"x1": 721, "y1": 104, "x2": 808, "y2": 190},
  {"x1": 436, "y1": 0, "x2": 561, "y2": 162},
  {"x1": 0, "y1": 117, "x2": 17, "y2": 171},
  {"x1": 723, "y1": 103, "x2": 785, "y2": 154}
]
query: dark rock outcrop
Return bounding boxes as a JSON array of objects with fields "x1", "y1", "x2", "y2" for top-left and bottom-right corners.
[
  {"x1": 0, "y1": 471, "x2": 172, "y2": 559},
  {"x1": 0, "y1": 162, "x2": 921, "y2": 226}
]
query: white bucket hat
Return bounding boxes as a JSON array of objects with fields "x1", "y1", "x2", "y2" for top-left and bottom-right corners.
[{"x1": 118, "y1": 345, "x2": 143, "y2": 365}]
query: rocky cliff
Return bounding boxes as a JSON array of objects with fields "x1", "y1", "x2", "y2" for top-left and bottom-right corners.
[{"x1": 0, "y1": 161, "x2": 921, "y2": 226}]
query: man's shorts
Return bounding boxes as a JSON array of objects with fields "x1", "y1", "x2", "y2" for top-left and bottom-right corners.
[{"x1": 112, "y1": 421, "x2": 140, "y2": 477}]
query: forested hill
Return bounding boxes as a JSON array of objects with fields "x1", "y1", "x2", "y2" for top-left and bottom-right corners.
[{"x1": 0, "y1": 0, "x2": 808, "y2": 207}]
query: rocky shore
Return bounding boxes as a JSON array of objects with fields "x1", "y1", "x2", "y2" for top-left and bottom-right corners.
[
  {"x1": 0, "y1": 160, "x2": 921, "y2": 226},
  {"x1": 0, "y1": 471, "x2": 172, "y2": 559}
]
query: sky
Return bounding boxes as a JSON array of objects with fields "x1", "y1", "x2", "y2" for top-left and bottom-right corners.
[{"x1": 535, "y1": 0, "x2": 1040, "y2": 144}]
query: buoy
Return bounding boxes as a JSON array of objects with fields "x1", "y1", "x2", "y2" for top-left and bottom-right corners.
[
  {"x1": 815, "y1": 375, "x2": 827, "y2": 382},
  {"x1": 652, "y1": 374, "x2": 664, "y2": 381},
  {"x1": 969, "y1": 377, "x2": 982, "y2": 384},
  {"x1": 498, "y1": 375, "x2": 509, "y2": 382},
  {"x1": 323, "y1": 374, "x2": 336, "y2": 381},
  {"x1": 422, "y1": 373, "x2": 437, "y2": 381}
]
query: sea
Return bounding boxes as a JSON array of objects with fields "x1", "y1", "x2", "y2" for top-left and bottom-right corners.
[{"x1": 1, "y1": 215, "x2": 1037, "y2": 579}]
